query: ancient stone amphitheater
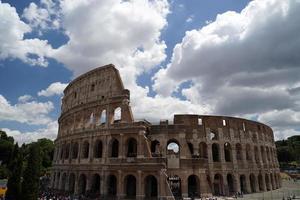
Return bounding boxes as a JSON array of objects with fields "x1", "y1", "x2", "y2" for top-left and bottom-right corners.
[{"x1": 51, "y1": 64, "x2": 281, "y2": 199}]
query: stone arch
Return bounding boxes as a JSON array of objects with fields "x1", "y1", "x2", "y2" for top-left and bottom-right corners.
[
  {"x1": 246, "y1": 144, "x2": 252, "y2": 161},
  {"x1": 151, "y1": 140, "x2": 160, "y2": 156},
  {"x1": 124, "y1": 174, "x2": 136, "y2": 198},
  {"x1": 261, "y1": 146, "x2": 266, "y2": 163},
  {"x1": 240, "y1": 174, "x2": 247, "y2": 193},
  {"x1": 64, "y1": 144, "x2": 70, "y2": 159},
  {"x1": 107, "y1": 174, "x2": 117, "y2": 196},
  {"x1": 93, "y1": 139, "x2": 103, "y2": 158},
  {"x1": 68, "y1": 173, "x2": 76, "y2": 193},
  {"x1": 254, "y1": 146, "x2": 259, "y2": 163},
  {"x1": 224, "y1": 142, "x2": 232, "y2": 162},
  {"x1": 227, "y1": 174, "x2": 235, "y2": 195},
  {"x1": 188, "y1": 175, "x2": 200, "y2": 198},
  {"x1": 212, "y1": 143, "x2": 220, "y2": 162},
  {"x1": 167, "y1": 139, "x2": 180, "y2": 154},
  {"x1": 265, "y1": 174, "x2": 271, "y2": 191},
  {"x1": 78, "y1": 174, "x2": 87, "y2": 195},
  {"x1": 168, "y1": 175, "x2": 182, "y2": 198},
  {"x1": 100, "y1": 110, "x2": 106, "y2": 124},
  {"x1": 199, "y1": 142, "x2": 208, "y2": 158},
  {"x1": 72, "y1": 142, "x2": 79, "y2": 159},
  {"x1": 81, "y1": 141, "x2": 89, "y2": 159},
  {"x1": 114, "y1": 107, "x2": 121, "y2": 122},
  {"x1": 258, "y1": 174, "x2": 264, "y2": 191},
  {"x1": 249, "y1": 173, "x2": 256, "y2": 193},
  {"x1": 126, "y1": 137, "x2": 137, "y2": 157},
  {"x1": 213, "y1": 174, "x2": 223, "y2": 196},
  {"x1": 91, "y1": 173, "x2": 101, "y2": 195},
  {"x1": 145, "y1": 175, "x2": 158, "y2": 198},
  {"x1": 109, "y1": 138, "x2": 119, "y2": 158},
  {"x1": 236, "y1": 143, "x2": 243, "y2": 161},
  {"x1": 60, "y1": 172, "x2": 67, "y2": 191}
]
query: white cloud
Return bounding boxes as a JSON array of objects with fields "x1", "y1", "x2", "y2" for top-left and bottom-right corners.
[
  {"x1": 3, "y1": 120, "x2": 58, "y2": 144},
  {"x1": 153, "y1": 0, "x2": 300, "y2": 139},
  {"x1": 18, "y1": 94, "x2": 33, "y2": 103},
  {"x1": 0, "y1": 94, "x2": 54, "y2": 125},
  {"x1": 0, "y1": 1, "x2": 53, "y2": 66},
  {"x1": 186, "y1": 15, "x2": 194, "y2": 23},
  {"x1": 38, "y1": 82, "x2": 68, "y2": 97}
]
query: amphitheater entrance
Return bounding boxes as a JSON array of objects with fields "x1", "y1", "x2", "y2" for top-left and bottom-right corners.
[
  {"x1": 61, "y1": 173, "x2": 67, "y2": 191},
  {"x1": 110, "y1": 139, "x2": 119, "y2": 158},
  {"x1": 107, "y1": 175, "x2": 117, "y2": 196},
  {"x1": 213, "y1": 174, "x2": 223, "y2": 196},
  {"x1": 125, "y1": 175, "x2": 136, "y2": 198},
  {"x1": 91, "y1": 174, "x2": 101, "y2": 196},
  {"x1": 68, "y1": 173, "x2": 75, "y2": 193},
  {"x1": 250, "y1": 174, "x2": 256, "y2": 193},
  {"x1": 168, "y1": 175, "x2": 182, "y2": 199},
  {"x1": 78, "y1": 174, "x2": 87, "y2": 195},
  {"x1": 227, "y1": 174, "x2": 235, "y2": 195},
  {"x1": 240, "y1": 175, "x2": 247, "y2": 194},
  {"x1": 145, "y1": 175, "x2": 158, "y2": 199},
  {"x1": 188, "y1": 175, "x2": 200, "y2": 198}
]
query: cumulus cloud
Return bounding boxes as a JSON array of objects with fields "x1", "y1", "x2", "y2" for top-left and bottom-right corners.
[
  {"x1": 38, "y1": 82, "x2": 68, "y2": 97},
  {"x1": 18, "y1": 94, "x2": 33, "y2": 103},
  {"x1": 0, "y1": 94, "x2": 54, "y2": 125},
  {"x1": 0, "y1": 1, "x2": 53, "y2": 66},
  {"x1": 3, "y1": 120, "x2": 58, "y2": 144},
  {"x1": 153, "y1": 0, "x2": 300, "y2": 138}
]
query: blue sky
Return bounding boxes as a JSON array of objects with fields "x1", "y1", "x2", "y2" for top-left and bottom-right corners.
[{"x1": 0, "y1": 0, "x2": 300, "y2": 143}]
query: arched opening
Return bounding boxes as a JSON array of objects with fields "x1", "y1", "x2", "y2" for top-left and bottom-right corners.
[
  {"x1": 258, "y1": 174, "x2": 263, "y2": 191},
  {"x1": 254, "y1": 146, "x2": 259, "y2": 163},
  {"x1": 246, "y1": 144, "x2": 252, "y2": 161},
  {"x1": 270, "y1": 174, "x2": 275, "y2": 190},
  {"x1": 213, "y1": 174, "x2": 223, "y2": 196},
  {"x1": 127, "y1": 138, "x2": 137, "y2": 157},
  {"x1": 94, "y1": 140, "x2": 102, "y2": 158},
  {"x1": 69, "y1": 173, "x2": 75, "y2": 193},
  {"x1": 261, "y1": 146, "x2": 266, "y2": 163},
  {"x1": 199, "y1": 142, "x2": 208, "y2": 158},
  {"x1": 187, "y1": 142, "x2": 194, "y2": 156},
  {"x1": 250, "y1": 174, "x2": 256, "y2": 193},
  {"x1": 168, "y1": 175, "x2": 182, "y2": 198},
  {"x1": 240, "y1": 175, "x2": 247, "y2": 193},
  {"x1": 110, "y1": 138, "x2": 119, "y2": 158},
  {"x1": 125, "y1": 175, "x2": 136, "y2": 198},
  {"x1": 60, "y1": 147, "x2": 64, "y2": 160},
  {"x1": 212, "y1": 143, "x2": 220, "y2": 162},
  {"x1": 224, "y1": 142, "x2": 232, "y2": 162},
  {"x1": 91, "y1": 174, "x2": 101, "y2": 195},
  {"x1": 227, "y1": 174, "x2": 235, "y2": 195},
  {"x1": 167, "y1": 139, "x2": 180, "y2": 154},
  {"x1": 188, "y1": 175, "x2": 200, "y2": 198},
  {"x1": 114, "y1": 107, "x2": 121, "y2": 123},
  {"x1": 100, "y1": 110, "x2": 106, "y2": 124},
  {"x1": 210, "y1": 130, "x2": 219, "y2": 140},
  {"x1": 266, "y1": 147, "x2": 270, "y2": 162},
  {"x1": 56, "y1": 172, "x2": 60, "y2": 189},
  {"x1": 151, "y1": 140, "x2": 160, "y2": 157},
  {"x1": 265, "y1": 174, "x2": 270, "y2": 191},
  {"x1": 107, "y1": 175, "x2": 117, "y2": 196},
  {"x1": 65, "y1": 144, "x2": 70, "y2": 159},
  {"x1": 60, "y1": 173, "x2": 67, "y2": 191},
  {"x1": 78, "y1": 174, "x2": 87, "y2": 195},
  {"x1": 82, "y1": 141, "x2": 89, "y2": 159},
  {"x1": 72, "y1": 142, "x2": 78, "y2": 159},
  {"x1": 145, "y1": 175, "x2": 158, "y2": 198},
  {"x1": 236, "y1": 143, "x2": 243, "y2": 161},
  {"x1": 89, "y1": 112, "x2": 95, "y2": 124}
]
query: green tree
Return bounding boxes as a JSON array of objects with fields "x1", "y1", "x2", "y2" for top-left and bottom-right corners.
[
  {"x1": 36, "y1": 138, "x2": 54, "y2": 171},
  {"x1": 6, "y1": 143, "x2": 23, "y2": 200},
  {"x1": 21, "y1": 143, "x2": 41, "y2": 200}
]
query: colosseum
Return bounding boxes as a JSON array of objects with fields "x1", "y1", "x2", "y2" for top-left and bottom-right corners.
[{"x1": 51, "y1": 64, "x2": 281, "y2": 199}]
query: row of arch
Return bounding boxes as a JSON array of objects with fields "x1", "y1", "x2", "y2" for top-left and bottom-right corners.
[
  {"x1": 55, "y1": 138, "x2": 278, "y2": 167},
  {"x1": 52, "y1": 172, "x2": 158, "y2": 198},
  {"x1": 51, "y1": 171, "x2": 281, "y2": 198}
]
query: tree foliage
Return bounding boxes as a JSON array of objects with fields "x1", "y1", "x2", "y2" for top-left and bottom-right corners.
[{"x1": 276, "y1": 135, "x2": 300, "y2": 165}]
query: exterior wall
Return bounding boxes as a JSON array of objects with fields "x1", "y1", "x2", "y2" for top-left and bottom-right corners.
[{"x1": 51, "y1": 64, "x2": 281, "y2": 199}]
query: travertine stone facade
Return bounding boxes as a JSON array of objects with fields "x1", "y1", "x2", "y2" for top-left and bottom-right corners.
[{"x1": 51, "y1": 64, "x2": 281, "y2": 199}]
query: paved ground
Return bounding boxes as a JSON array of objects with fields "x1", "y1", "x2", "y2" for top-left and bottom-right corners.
[{"x1": 236, "y1": 180, "x2": 300, "y2": 200}]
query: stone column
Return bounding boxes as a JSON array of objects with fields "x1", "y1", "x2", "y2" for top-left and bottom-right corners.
[
  {"x1": 261, "y1": 174, "x2": 266, "y2": 191},
  {"x1": 78, "y1": 141, "x2": 81, "y2": 163},
  {"x1": 200, "y1": 173, "x2": 211, "y2": 197},
  {"x1": 117, "y1": 170, "x2": 124, "y2": 199},
  {"x1": 220, "y1": 143, "x2": 225, "y2": 164},
  {"x1": 120, "y1": 134, "x2": 124, "y2": 158},
  {"x1": 159, "y1": 170, "x2": 169, "y2": 199},
  {"x1": 181, "y1": 177, "x2": 188, "y2": 198},
  {"x1": 245, "y1": 174, "x2": 251, "y2": 193},
  {"x1": 137, "y1": 170, "x2": 143, "y2": 200},
  {"x1": 100, "y1": 170, "x2": 107, "y2": 196},
  {"x1": 74, "y1": 173, "x2": 79, "y2": 195},
  {"x1": 86, "y1": 173, "x2": 91, "y2": 192},
  {"x1": 236, "y1": 175, "x2": 241, "y2": 193},
  {"x1": 255, "y1": 174, "x2": 260, "y2": 192},
  {"x1": 138, "y1": 131, "x2": 145, "y2": 158}
]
